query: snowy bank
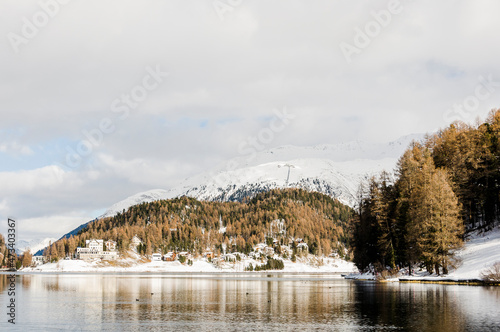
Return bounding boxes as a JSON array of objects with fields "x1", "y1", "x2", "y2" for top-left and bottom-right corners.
[
  {"x1": 346, "y1": 226, "x2": 500, "y2": 284},
  {"x1": 399, "y1": 226, "x2": 500, "y2": 283},
  {"x1": 21, "y1": 254, "x2": 357, "y2": 274}
]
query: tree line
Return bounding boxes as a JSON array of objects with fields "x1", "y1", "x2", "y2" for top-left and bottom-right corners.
[
  {"x1": 43, "y1": 188, "x2": 354, "y2": 261},
  {"x1": 352, "y1": 109, "x2": 500, "y2": 275}
]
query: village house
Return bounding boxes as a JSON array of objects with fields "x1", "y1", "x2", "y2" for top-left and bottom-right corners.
[
  {"x1": 264, "y1": 247, "x2": 275, "y2": 256},
  {"x1": 152, "y1": 253, "x2": 162, "y2": 261},
  {"x1": 105, "y1": 240, "x2": 117, "y2": 251},
  {"x1": 253, "y1": 243, "x2": 266, "y2": 253},
  {"x1": 177, "y1": 251, "x2": 192, "y2": 261},
  {"x1": 31, "y1": 255, "x2": 45, "y2": 266},
  {"x1": 249, "y1": 251, "x2": 260, "y2": 259},
  {"x1": 130, "y1": 235, "x2": 142, "y2": 250},
  {"x1": 281, "y1": 245, "x2": 293, "y2": 257},
  {"x1": 297, "y1": 242, "x2": 309, "y2": 252},
  {"x1": 223, "y1": 253, "x2": 237, "y2": 262},
  {"x1": 163, "y1": 252, "x2": 176, "y2": 261},
  {"x1": 76, "y1": 239, "x2": 118, "y2": 261},
  {"x1": 203, "y1": 252, "x2": 214, "y2": 260}
]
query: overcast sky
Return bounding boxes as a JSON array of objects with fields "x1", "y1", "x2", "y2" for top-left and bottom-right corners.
[{"x1": 1, "y1": 0, "x2": 500, "y2": 241}]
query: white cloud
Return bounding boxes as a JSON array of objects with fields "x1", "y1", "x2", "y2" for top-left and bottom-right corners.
[
  {"x1": 0, "y1": 141, "x2": 33, "y2": 155},
  {"x1": 1, "y1": 0, "x2": 500, "y2": 239}
]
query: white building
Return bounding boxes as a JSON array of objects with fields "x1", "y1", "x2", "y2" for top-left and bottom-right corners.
[
  {"x1": 177, "y1": 252, "x2": 193, "y2": 261},
  {"x1": 31, "y1": 256, "x2": 45, "y2": 266},
  {"x1": 86, "y1": 239, "x2": 103, "y2": 252},
  {"x1": 105, "y1": 240, "x2": 117, "y2": 251},
  {"x1": 264, "y1": 247, "x2": 275, "y2": 256},
  {"x1": 254, "y1": 243, "x2": 266, "y2": 252},
  {"x1": 297, "y1": 243, "x2": 309, "y2": 252},
  {"x1": 223, "y1": 253, "x2": 237, "y2": 262},
  {"x1": 76, "y1": 239, "x2": 118, "y2": 261},
  {"x1": 163, "y1": 252, "x2": 177, "y2": 261},
  {"x1": 130, "y1": 235, "x2": 142, "y2": 250}
]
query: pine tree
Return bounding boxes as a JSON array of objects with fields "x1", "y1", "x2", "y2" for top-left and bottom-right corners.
[
  {"x1": 397, "y1": 143, "x2": 464, "y2": 274},
  {"x1": 22, "y1": 250, "x2": 32, "y2": 268}
]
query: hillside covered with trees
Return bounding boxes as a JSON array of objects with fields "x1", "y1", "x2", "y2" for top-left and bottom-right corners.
[
  {"x1": 44, "y1": 189, "x2": 354, "y2": 261},
  {"x1": 353, "y1": 109, "x2": 500, "y2": 275}
]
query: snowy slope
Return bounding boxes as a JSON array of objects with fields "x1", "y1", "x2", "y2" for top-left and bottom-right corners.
[
  {"x1": 395, "y1": 226, "x2": 500, "y2": 282},
  {"x1": 227, "y1": 133, "x2": 423, "y2": 168},
  {"x1": 16, "y1": 238, "x2": 57, "y2": 255},
  {"x1": 97, "y1": 135, "x2": 423, "y2": 219},
  {"x1": 163, "y1": 158, "x2": 396, "y2": 208},
  {"x1": 99, "y1": 189, "x2": 171, "y2": 219},
  {"x1": 447, "y1": 227, "x2": 500, "y2": 280}
]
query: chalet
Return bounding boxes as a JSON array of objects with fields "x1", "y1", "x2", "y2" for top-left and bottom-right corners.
[
  {"x1": 203, "y1": 252, "x2": 214, "y2": 260},
  {"x1": 105, "y1": 240, "x2": 117, "y2": 251},
  {"x1": 223, "y1": 253, "x2": 237, "y2": 262},
  {"x1": 163, "y1": 252, "x2": 176, "y2": 261},
  {"x1": 264, "y1": 247, "x2": 275, "y2": 256},
  {"x1": 254, "y1": 243, "x2": 266, "y2": 253},
  {"x1": 297, "y1": 242, "x2": 309, "y2": 252},
  {"x1": 178, "y1": 251, "x2": 192, "y2": 261},
  {"x1": 130, "y1": 235, "x2": 142, "y2": 250}
]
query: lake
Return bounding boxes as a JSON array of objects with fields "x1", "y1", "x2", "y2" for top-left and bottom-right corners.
[{"x1": 0, "y1": 273, "x2": 499, "y2": 331}]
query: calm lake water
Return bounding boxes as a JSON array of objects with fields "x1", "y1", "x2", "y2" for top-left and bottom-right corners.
[{"x1": 0, "y1": 273, "x2": 499, "y2": 331}]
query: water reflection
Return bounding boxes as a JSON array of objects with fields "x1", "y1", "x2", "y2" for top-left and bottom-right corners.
[
  {"x1": 352, "y1": 281, "x2": 500, "y2": 332},
  {"x1": 0, "y1": 274, "x2": 498, "y2": 331}
]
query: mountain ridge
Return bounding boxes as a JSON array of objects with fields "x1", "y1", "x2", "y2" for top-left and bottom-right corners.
[{"x1": 43, "y1": 134, "x2": 423, "y2": 250}]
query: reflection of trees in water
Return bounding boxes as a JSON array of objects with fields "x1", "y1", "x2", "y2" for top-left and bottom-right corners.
[
  {"x1": 12, "y1": 275, "x2": 499, "y2": 330},
  {"x1": 102, "y1": 276, "x2": 360, "y2": 327},
  {"x1": 18, "y1": 274, "x2": 361, "y2": 327},
  {"x1": 0, "y1": 274, "x2": 7, "y2": 293},
  {"x1": 22, "y1": 274, "x2": 31, "y2": 288},
  {"x1": 353, "y1": 282, "x2": 467, "y2": 332}
]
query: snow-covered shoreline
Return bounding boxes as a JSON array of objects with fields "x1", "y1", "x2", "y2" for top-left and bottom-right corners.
[
  {"x1": 398, "y1": 226, "x2": 500, "y2": 283},
  {"x1": 346, "y1": 226, "x2": 500, "y2": 284},
  {"x1": 19, "y1": 255, "x2": 357, "y2": 275},
  {"x1": 16, "y1": 227, "x2": 500, "y2": 285}
]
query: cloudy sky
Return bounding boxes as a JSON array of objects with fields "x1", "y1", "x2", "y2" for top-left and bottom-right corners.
[{"x1": 1, "y1": 0, "x2": 500, "y2": 241}]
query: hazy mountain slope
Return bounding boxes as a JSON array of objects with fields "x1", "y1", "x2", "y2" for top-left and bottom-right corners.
[
  {"x1": 59, "y1": 135, "x2": 422, "y2": 241},
  {"x1": 16, "y1": 238, "x2": 57, "y2": 255},
  {"x1": 165, "y1": 158, "x2": 396, "y2": 207}
]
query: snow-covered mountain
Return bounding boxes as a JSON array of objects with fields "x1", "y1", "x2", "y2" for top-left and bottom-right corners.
[
  {"x1": 99, "y1": 134, "x2": 423, "y2": 219},
  {"x1": 16, "y1": 238, "x2": 57, "y2": 255},
  {"x1": 99, "y1": 189, "x2": 171, "y2": 219}
]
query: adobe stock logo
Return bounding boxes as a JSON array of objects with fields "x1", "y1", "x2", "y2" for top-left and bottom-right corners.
[
  {"x1": 212, "y1": 107, "x2": 295, "y2": 187},
  {"x1": 339, "y1": 0, "x2": 403, "y2": 64},
  {"x1": 443, "y1": 75, "x2": 500, "y2": 123},
  {"x1": 64, "y1": 65, "x2": 168, "y2": 169},
  {"x1": 7, "y1": 0, "x2": 72, "y2": 54},
  {"x1": 213, "y1": 0, "x2": 244, "y2": 21}
]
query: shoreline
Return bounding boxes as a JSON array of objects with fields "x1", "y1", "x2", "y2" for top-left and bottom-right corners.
[
  {"x1": 0, "y1": 271, "x2": 350, "y2": 276},
  {"x1": 398, "y1": 277, "x2": 499, "y2": 286},
  {"x1": 3, "y1": 270, "x2": 499, "y2": 285}
]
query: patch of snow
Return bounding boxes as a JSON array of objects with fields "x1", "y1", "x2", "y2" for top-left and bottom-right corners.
[
  {"x1": 16, "y1": 238, "x2": 57, "y2": 255},
  {"x1": 346, "y1": 226, "x2": 500, "y2": 283},
  {"x1": 99, "y1": 189, "x2": 170, "y2": 219},
  {"x1": 22, "y1": 254, "x2": 357, "y2": 274},
  {"x1": 396, "y1": 226, "x2": 500, "y2": 282},
  {"x1": 448, "y1": 227, "x2": 500, "y2": 279}
]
